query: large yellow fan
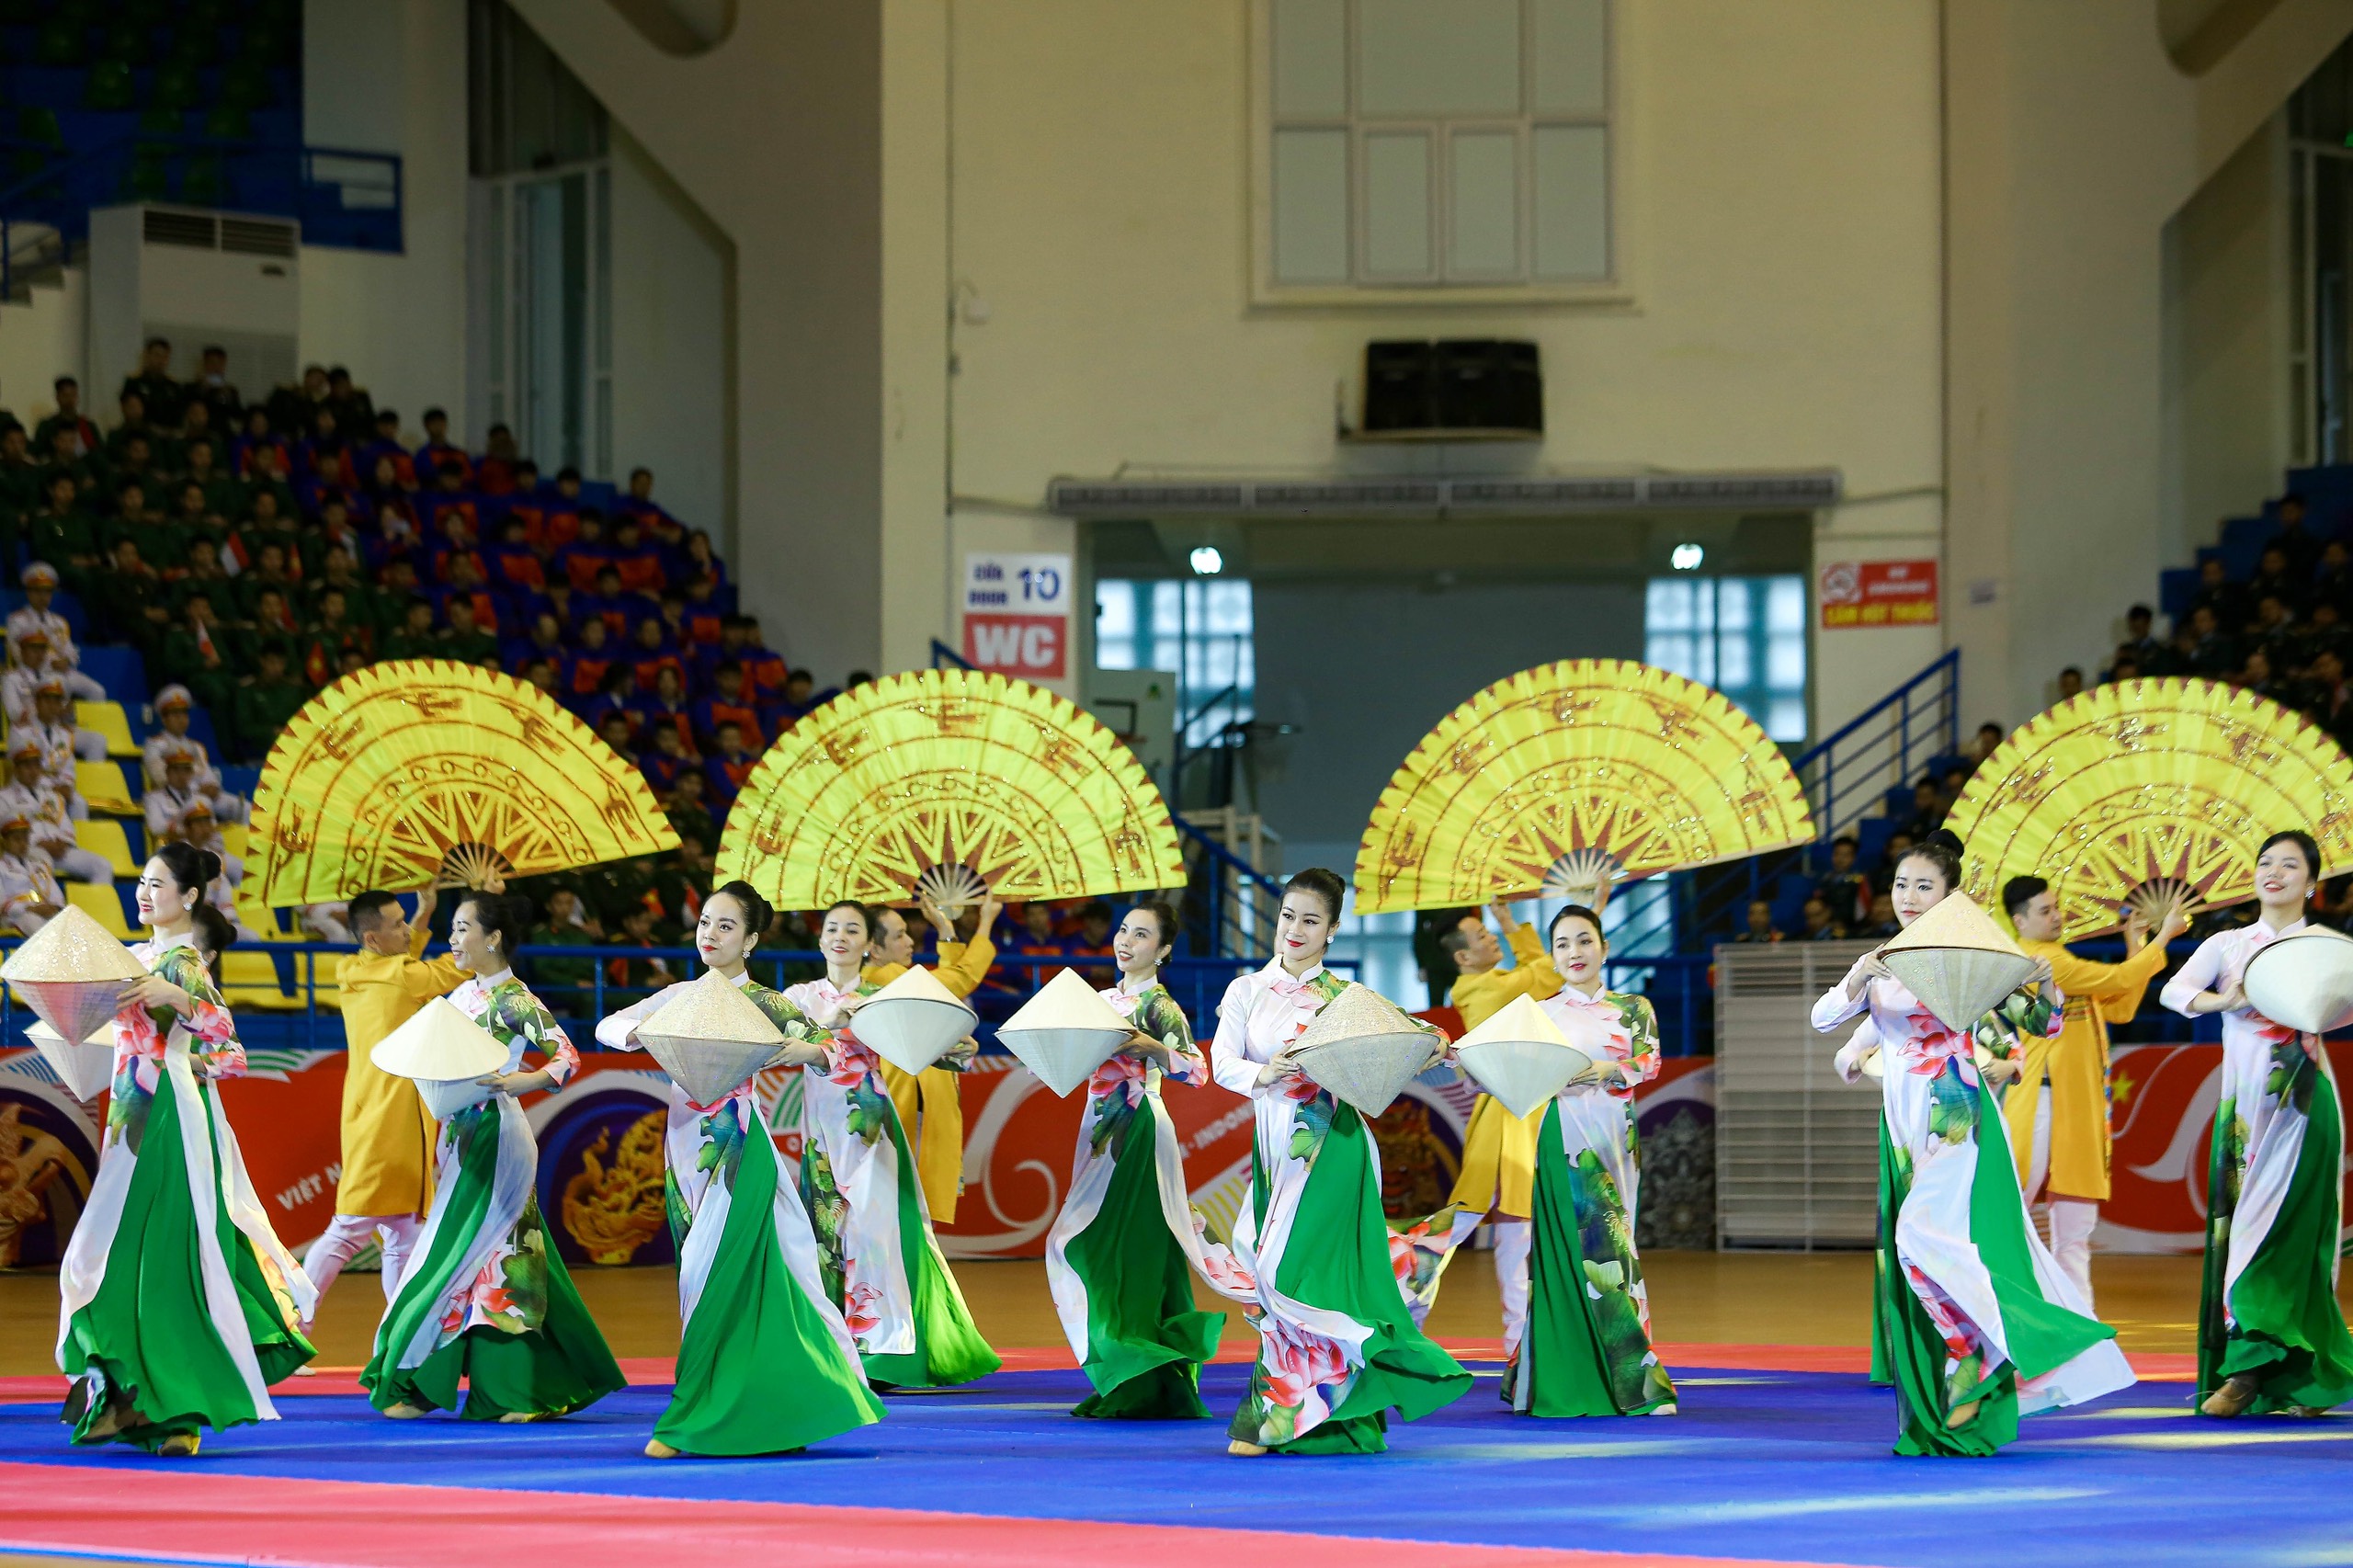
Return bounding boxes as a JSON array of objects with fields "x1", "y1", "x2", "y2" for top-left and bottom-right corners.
[
  {"x1": 716, "y1": 668, "x2": 1185, "y2": 912},
  {"x1": 1354, "y1": 659, "x2": 1815, "y2": 915},
  {"x1": 246, "y1": 659, "x2": 679, "y2": 903},
  {"x1": 1948, "y1": 677, "x2": 2353, "y2": 939}
]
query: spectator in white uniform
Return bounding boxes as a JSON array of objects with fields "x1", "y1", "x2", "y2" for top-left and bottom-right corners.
[
  {"x1": 300, "y1": 902, "x2": 354, "y2": 943},
  {"x1": 141, "y1": 686, "x2": 245, "y2": 823},
  {"x1": 143, "y1": 751, "x2": 216, "y2": 846},
  {"x1": 25, "y1": 677, "x2": 106, "y2": 766},
  {"x1": 0, "y1": 813, "x2": 64, "y2": 936},
  {"x1": 0, "y1": 631, "x2": 100, "y2": 730},
  {"x1": 0, "y1": 743, "x2": 109, "y2": 884},
  {"x1": 6, "y1": 562, "x2": 79, "y2": 668}
]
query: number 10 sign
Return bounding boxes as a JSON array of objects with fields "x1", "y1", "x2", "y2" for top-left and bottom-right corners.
[{"x1": 961, "y1": 551, "x2": 1073, "y2": 680}]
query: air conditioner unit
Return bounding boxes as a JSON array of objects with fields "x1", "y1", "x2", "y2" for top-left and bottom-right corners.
[{"x1": 87, "y1": 204, "x2": 300, "y2": 412}]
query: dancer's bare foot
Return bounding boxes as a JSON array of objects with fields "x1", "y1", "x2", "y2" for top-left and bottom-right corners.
[
  {"x1": 2201, "y1": 1374, "x2": 2260, "y2": 1418},
  {"x1": 382, "y1": 1403, "x2": 427, "y2": 1420},
  {"x1": 157, "y1": 1433, "x2": 200, "y2": 1457},
  {"x1": 644, "y1": 1438, "x2": 680, "y2": 1459},
  {"x1": 1227, "y1": 1439, "x2": 1268, "y2": 1456},
  {"x1": 291, "y1": 1364, "x2": 318, "y2": 1378},
  {"x1": 497, "y1": 1411, "x2": 552, "y2": 1425},
  {"x1": 1946, "y1": 1398, "x2": 1982, "y2": 1430}
]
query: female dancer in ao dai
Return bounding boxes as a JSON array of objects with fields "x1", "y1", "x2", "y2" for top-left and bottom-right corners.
[
  {"x1": 1502, "y1": 903, "x2": 1676, "y2": 1416},
  {"x1": 781, "y1": 900, "x2": 999, "y2": 1389},
  {"x1": 58, "y1": 843, "x2": 315, "y2": 1453},
  {"x1": 1813, "y1": 835, "x2": 2131, "y2": 1455},
  {"x1": 1044, "y1": 899, "x2": 1256, "y2": 1417},
  {"x1": 1213, "y1": 868, "x2": 1470, "y2": 1455},
  {"x1": 2159, "y1": 829, "x2": 2353, "y2": 1417},
  {"x1": 362, "y1": 892, "x2": 622, "y2": 1422},
  {"x1": 597, "y1": 881, "x2": 886, "y2": 1456}
]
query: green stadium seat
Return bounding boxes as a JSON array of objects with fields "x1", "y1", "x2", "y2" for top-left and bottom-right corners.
[
  {"x1": 179, "y1": 154, "x2": 227, "y2": 207},
  {"x1": 75, "y1": 700, "x2": 138, "y2": 758},
  {"x1": 152, "y1": 61, "x2": 201, "y2": 114},
  {"x1": 97, "y1": 19, "x2": 149, "y2": 64},
  {"x1": 202, "y1": 104, "x2": 252, "y2": 142},
  {"x1": 37, "y1": 17, "x2": 86, "y2": 67},
  {"x1": 84, "y1": 58, "x2": 136, "y2": 112},
  {"x1": 67, "y1": 882, "x2": 133, "y2": 939},
  {"x1": 75, "y1": 819, "x2": 137, "y2": 879}
]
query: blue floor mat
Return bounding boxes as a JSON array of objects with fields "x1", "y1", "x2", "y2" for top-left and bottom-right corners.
[{"x1": 4, "y1": 1363, "x2": 2347, "y2": 1568}]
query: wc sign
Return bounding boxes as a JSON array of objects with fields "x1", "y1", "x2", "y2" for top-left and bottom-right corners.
[{"x1": 961, "y1": 551, "x2": 1072, "y2": 679}]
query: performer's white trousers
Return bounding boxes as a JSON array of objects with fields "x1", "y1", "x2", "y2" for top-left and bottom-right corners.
[
  {"x1": 2049, "y1": 1198, "x2": 2098, "y2": 1315},
  {"x1": 1494, "y1": 1218, "x2": 1532, "y2": 1355},
  {"x1": 303, "y1": 1212, "x2": 422, "y2": 1315}
]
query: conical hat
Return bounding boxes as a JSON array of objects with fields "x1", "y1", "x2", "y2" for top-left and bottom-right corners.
[
  {"x1": 996, "y1": 969, "x2": 1133, "y2": 1096},
  {"x1": 1, "y1": 903, "x2": 147, "y2": 1044},
  {"x1": 1293, "y1": 983, "x2": 1434, "y2": 1117},
  {"x1": 853, "y1": 965, "x2": 978, "y2": 1075},
  {"x1": 2245, "y1": 926, "x2": 2353, "y2": 1035},
  {"x1": 636, "y1": 973, "x2": 789, "y2": 1107},
  {"x1": 1880, "y1": 892, "x2": 2035, "y2": 1033},
  {"x1": 370, "y1": 998, "x2": 508, "y2": 1120},
  {"x1": 371, "y1": 996, "x2": 508, "y2": 1080},
  {"x1": 24, "y1": 1017, "x2": 116, "y2": 1101},
  {"x1": 1453, "y1": 994, "x2": 1600, "y2": 1119}
]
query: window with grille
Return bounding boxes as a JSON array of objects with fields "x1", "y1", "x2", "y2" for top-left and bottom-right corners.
[
  {"x1": 1644, "y1": 576, "x2": 1809, "y2": 743},
  {"x1": 1267, "y1": 0, "x2": 1610, "y2": 290},
  {"x1": 1094, "y1": 580, "x2": 1256, "y2": 747}
]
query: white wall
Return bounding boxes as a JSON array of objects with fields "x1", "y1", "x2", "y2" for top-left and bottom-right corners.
[
  {"x1": 0, "y1": 267, "x2": 86, "y2": 427},
  {"x1": 608, "y1": 125, "x2": 733, "y2": 552},
  {"x1": 2165, "y1": 117, "x2": 2294, "y2": 583},
  {"x1": 300, "y1": 0, "x2": 471, "y2": 440}
]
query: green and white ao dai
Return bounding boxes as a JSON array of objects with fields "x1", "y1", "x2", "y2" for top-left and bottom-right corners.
[
  {"x1": 361, "y1": 968, "x2": 623, "y2": 1420},
  {"x1": 2161, "y1": 920, "x2": 2353, "y2": 1413},
  {"x1": 57, "y1": 934, "x2": 316, "y2": 1449},
  {"x1": 1211, "y1": 960, "x2": 1470, "y2": 1453},
  {"x1": 1814, "y1": 970, "x2": 2132, "y2": 1455},
  {"x1": 597, "y1": 974, "x2": 884, "y2": 1453},
  {"x1": 1043, "y1": 976, "x2": 1255, "y2": 1417},
  {"x1": 783, "y1": 976, "x2": 1000, "y2": 1389}
]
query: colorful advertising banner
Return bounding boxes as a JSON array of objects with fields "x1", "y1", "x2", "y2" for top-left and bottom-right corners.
[{"x1": 1818, "y1": 559, "x2": 1939, "y2": 629}]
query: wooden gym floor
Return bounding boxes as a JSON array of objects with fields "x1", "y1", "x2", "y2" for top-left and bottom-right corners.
[{"x1": 0, "y1": 1249, "x2": 2233, "y2": 1376}]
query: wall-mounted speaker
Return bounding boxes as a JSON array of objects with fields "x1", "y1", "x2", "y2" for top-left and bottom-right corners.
[{"x1": 1360, "y1": 339, "x2": 1541, "y2": 437}]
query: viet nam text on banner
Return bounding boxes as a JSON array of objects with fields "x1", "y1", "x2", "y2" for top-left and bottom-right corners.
[
  {"x1": 1818, "y1": 559, "x2": 1938, "y2": 629},
  {"x1": 962, "y1": 551, "x2": 1073, "y2": 679}
]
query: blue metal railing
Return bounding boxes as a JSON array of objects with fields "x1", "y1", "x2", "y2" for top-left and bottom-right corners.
[
  {"x1": 1647, "y1": 651, "x2": 1962, "y2": 955},
  {"x1": 0, "y1": 941, "x2": 1749, "y2": 1061},
  {"x1": 1793, "y1": 649, "x2": 1961, "y2": 837},
  {"x1": 0, "y1": 131, "x2": 404, "y2": 294},
  {"x1": 927, "y1": 640, "x2": 974, "y2": 670},
  {"x1": 0, "y1": 943, "x2": 1365, "y2": 1058}
]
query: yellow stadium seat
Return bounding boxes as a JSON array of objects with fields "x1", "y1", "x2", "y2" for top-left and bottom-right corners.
[
  {"x1": 75, "y1": 701, "x2": 138, "y2": 758},
  {"x1": 221, "y1": 823, "x2": 248, "y2": 858},
  {"x1": 74, "y1": 761, "x2": 138, "y2": 815},
  {"x1": 67, "y1": 881, "x2": 134, "y2": 939},
  {"x1": 75, "y1": 819, "x2": 137, "y2": 878},
  {"x1": 293, "y1": 954, "x2": 342, "y2": 1010},
  {"x1": 217, "y1": 950, "x2": 299, "y2": 1011}
]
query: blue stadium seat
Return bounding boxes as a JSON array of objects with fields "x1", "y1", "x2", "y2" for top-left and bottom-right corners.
[
  {"x1": 78, "y1": 645, "x2": 146, "y2": 705},
  {"x1": 2160, "y1": 567, "x2": 2200, "y2": 620},
  {"x1": 2218, "y1": 516, "x2": 2271, "y2": 581}
]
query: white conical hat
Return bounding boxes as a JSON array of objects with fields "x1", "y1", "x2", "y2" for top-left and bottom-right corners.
[
  {"x1": 1880, "y1": 891, "x2": 2036, "y2": 1034},
  {"x1": 1453, "y1": 994, "x2": 1601, "y2": 1119},
  {"x1": 996, "y1": 968, "x2": 1133, "y2": 1096},
  {"x1": 24, "y1": 1017, "x2": 115, "y2": 1101},
  {"x1": 2, "y1": 904, "x2": 145, "y2": 1045},
  {"x1": 1293, "y1": 983, "x2": 1434, "y2": 1118},
  {"x1": 636, "y1": 973, "x2": 789, "y2": 1106},
  {"x1": 2245, "y1": 926, "x2": 2353, "y2": 1035},
  {"x1": 853, "y1": 964, "x2": 978, "y2": 1075},
  {"x1": 370, "y1": 998, "x2": 508, "y2": 1120}
]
